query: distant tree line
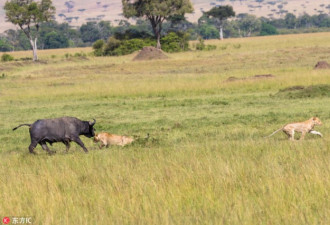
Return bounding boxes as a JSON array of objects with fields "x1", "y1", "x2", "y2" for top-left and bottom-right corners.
[{"x1": 1, "y1": 11, "x2": 330, "y2": 52}]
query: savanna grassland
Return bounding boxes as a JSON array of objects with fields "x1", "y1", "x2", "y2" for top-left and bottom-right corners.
[{"x1": 0, "y1": 33, "x2": 329, "y2": 225}]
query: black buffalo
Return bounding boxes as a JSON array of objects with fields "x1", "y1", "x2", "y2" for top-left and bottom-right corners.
[{"x1": 13, "y1": 117, "x2": 96, "y2": 154}]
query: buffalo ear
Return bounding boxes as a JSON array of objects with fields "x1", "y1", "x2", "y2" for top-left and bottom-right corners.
[{"x1": 89, "y1": 119, "x2": 96, "y2": 126}]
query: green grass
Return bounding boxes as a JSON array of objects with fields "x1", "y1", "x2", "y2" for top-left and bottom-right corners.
[{"x1": 0, "y1": 33, "x2": 329, "y2": 225}]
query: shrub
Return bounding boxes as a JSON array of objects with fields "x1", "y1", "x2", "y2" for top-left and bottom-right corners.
[
  {"x1": 112, "y1": 38, "x2": 152, "y2": 56},
  {"x1": 103, "y1": 37, "x2": 122, "y2": 56},
  {"x1": 233, "y1": 44, "x2": 241, "y2": 49},
  {"x1": 195, "y1": 36, "x2": 205, "y2": 50},
  {"x1": 74, "y1": 52, "x2": 86, "y2": 57},
  {"x1": 92, "y1": 32, "x2": 189, "y2": 56},
  {"x1": 195, "y1": 37, "x2": 217, "y2": 51},
  {"x1": 161, "y1": 32, "x2": 190, "y2": 53},
  {"x1": 92, "y1": 39, "x2": 105, "y2": 56},
  {"x1": 1, "y1": 53, "x2": 14, "y2": 62},
  {"x1": 205, "y1": 45, "x2": 217, "y2": 51},
  {"x1": 95, "y1": 37, "x2": 156, "y2": 56}
]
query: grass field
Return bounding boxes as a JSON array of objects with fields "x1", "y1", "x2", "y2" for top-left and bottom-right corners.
[{"x1": 0, "y1": 33, "x2": 329, "y2": 225}]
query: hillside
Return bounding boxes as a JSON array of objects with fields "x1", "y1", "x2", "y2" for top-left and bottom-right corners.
[{"x1": 0, "y1": 0, "x2": 329, "y2": 33}]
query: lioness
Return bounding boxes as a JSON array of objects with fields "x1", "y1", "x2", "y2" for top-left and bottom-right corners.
[
  {"x1": 265, "y1": 117, "x2": 323, "y2": 140},
  {"x1": 94, "y1": 132, "x2": 134, "y2": 149}
]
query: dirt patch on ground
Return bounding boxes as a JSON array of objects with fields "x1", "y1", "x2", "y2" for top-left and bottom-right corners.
[
  {"x1": 314, "y1": 61, "x2": 330, "y2": 69},
  {"x1": 133, "y1": 46, "x2": 169, "y2": 61},
  {"x1": 275, "y1": 84, "x2": 330, "y2": 99},
  {"x1": 225, "y1": 74, "x2": 275, "y2": 82},
  {"x1": 279, "y1": 86, "x2": 305, "y2": 92}
]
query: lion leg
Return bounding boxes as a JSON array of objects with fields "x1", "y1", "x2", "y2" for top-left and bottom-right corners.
[
  {"x1": 309, "y1": 130, "x2": 323, "y2": 137},
  {"x1": 99, "y1": 142, "x2": 105, "y2": 149},
  {"x1": 283, "y1": 128, "x2": 295, "y2": 140},
  {"x1": 300, "y1": 131, "x2": 306, "y2": 140},
  {"x1": 290, "y1": 130, "x2": 295, "y2": 140}
]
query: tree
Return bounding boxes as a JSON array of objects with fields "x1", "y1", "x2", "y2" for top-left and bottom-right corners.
[
  {"x1": 297, "y1": 13, "x2": 312, "y2": 28},
  {"x1": 198, "y1": 24, "x2": 219, "y2": 39},
  {"x1": 205, "y1": 5, "x2": 235, "y2": 40},
  {"x1": 259, "y1": 22, "x2": 278, "y2": 36},
  {"x1": 0, "y1": 38, "x2": 14, "y2": 52},
  {"x1": 4, "y1": 0, "x2": 55, "y2": 61},
  {"x1": 284, "y1": 13, "x2": 297, "y2": 29},
  {"x1": 122, "y1": 0, "x2": 193, "y2": 49},
  {"x1": 237, "y1": 14, "x2": 261, "y2": 37},
  {"x1": 44, "y1": 31, "x2": 69, "y2": 49},
  {"x1": 80, "y1": 22, "x2": 102, "y2": 43}
]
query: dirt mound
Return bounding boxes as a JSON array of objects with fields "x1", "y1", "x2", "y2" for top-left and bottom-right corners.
[
  {"x1": 225, "y1": 74, "x2": 275, "y2": 82},
  {"x1": 314, "y1": 61, "x2": 330, "y2": 69},
  {"x1": 133, "y1": 46, "x2": 169, "y2": 61},
  {"x1": 253, "y1": 74, "x2": 275, "y2": 79}
]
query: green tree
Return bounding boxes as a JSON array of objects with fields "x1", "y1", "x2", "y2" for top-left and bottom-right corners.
[
  {"x1": 4, "y1": 0, "x2": 55, "y2": 61},
  {"x1": 284, "y1": 13, "x2": 297, "y2": 29},
  {"x1": 237, "y1": 14, "x2": 261, "y2": 37},
  {"x1": 122, "y1": 0, "x2": 193, "y2": 49},
  {"x1": 44, "y1": 31, "x2": 69, "y2": 49},
  {"x1": 80, "y1": 22, "x2": 102, "y2": 43},
  {"x1": 0, "y1": 38, "x2": 14, "y2": 52},
  {"x1": 259, "y1": 23, "x2": 278, "y2": 36},
  {"x1": 198, "y1": 24, "x2": 219, "y2": 39},
  {"x1": 205, "y1": 5, "x2": 235, "y2": 40}
]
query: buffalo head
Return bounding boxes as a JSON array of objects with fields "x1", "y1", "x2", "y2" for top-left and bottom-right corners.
[{"x1": 84, "y1": 119, "x2": 96, "y2": 138}]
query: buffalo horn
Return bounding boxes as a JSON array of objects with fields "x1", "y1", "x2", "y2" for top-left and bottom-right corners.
[{"x1": 89, "y1": 119, "x2": 96, "y2": 126}]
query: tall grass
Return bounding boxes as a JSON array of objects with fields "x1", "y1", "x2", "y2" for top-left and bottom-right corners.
[{"x1": 0, "y1": 33, "x2": 329, "y2": 224}]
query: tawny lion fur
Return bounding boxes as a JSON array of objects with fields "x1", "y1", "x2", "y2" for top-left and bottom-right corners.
[
  {"x1": 94, "y1": 132, "x2": 134, "y2": 148},
  {"x1": 265, "y1": 117, "x2": 323, "y2": 140}
]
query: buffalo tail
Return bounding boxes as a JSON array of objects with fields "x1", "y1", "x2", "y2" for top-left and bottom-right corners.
[{"x1": 12, "y1": 124, "x2": 31, "y2": 131}]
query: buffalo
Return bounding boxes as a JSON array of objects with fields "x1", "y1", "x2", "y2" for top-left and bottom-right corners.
[{"x1": 13, "y1": 117, "x2": 96, "y2": 154}]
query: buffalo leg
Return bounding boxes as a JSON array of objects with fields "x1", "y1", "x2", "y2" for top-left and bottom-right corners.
[
  {"x1": 73, "y1": 137, "x2": 88, "y2": 153},
  {"x1": 28, "y1": 141, "x2": 38, "y2": 154},
  {"x1": 40, "y1": 142, "x2": 55, "y2": 155},
  {"x1": 62, "y1": 140, "x2": 71, "y2": 152}
]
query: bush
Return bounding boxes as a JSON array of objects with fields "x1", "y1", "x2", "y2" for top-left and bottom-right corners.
[
  {"x1": 161, "y1": 32, "x2": 190, "y2": 53},
  {"x1": 233, "y1": 44, "x2": 241, "y2": 49},
  {"x1": 74, "y1": 52, "x2": 86, "y2": 57},
  {"x1": 205, "y1": 45, "x2": 217, "y2": 51},
  {"x1": 112, "y1": 39, "x2": 150, "y2": 56},
  {"x1": 195, "y1": 36, "x2": 205, "y2": 50},
  {"x1": 1, "y1": 53, "x2": 14, "y2": 62},
  {"x1": 92, "y1": 39, "x2": 105, "y2": 56},
  {"x1": 94, "y1": 37, "x2": 156, "y2": 56},
  {"x1": 103, "y1": 37, "x2": 122, "y2": 56},
  {"x1": 92, "y1": 32, "x2": 189, "y2": 56},
  {"x1": 195, "y1": 37, "x2": 217, "y2": 51},
  {"x1": 64, "y1": 53, "x2": 71, "y2": 59}
]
